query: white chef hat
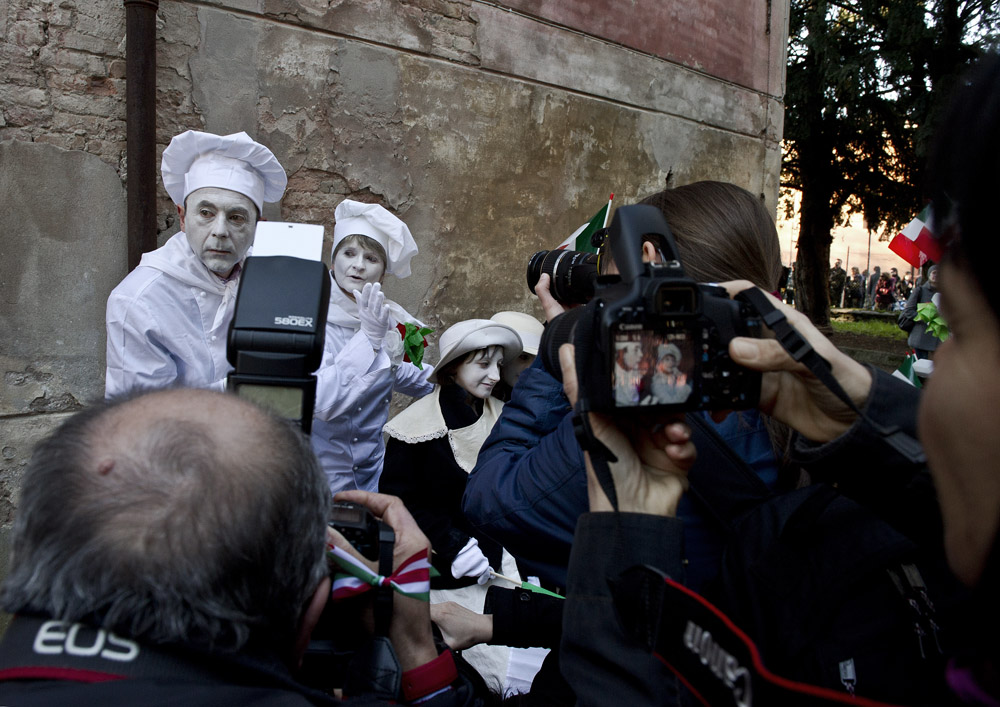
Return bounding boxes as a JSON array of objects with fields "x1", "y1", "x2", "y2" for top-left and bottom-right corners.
[
  {"x1": 333, "y1": 200, "x2": 419, "y2": 278},
  {"x1": 490, "y1": 311, "x2": 544, "y2": 356},
  {"x1": 161, "y1": 130, "x2": 287, "y2": 214}
]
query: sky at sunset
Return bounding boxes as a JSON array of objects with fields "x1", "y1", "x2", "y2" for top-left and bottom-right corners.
[{"x1": 776, "y1": 206, "x2": 920, "y2": 277}]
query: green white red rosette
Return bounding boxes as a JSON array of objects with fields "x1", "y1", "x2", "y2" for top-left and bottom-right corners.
[
  {"x1": 396, "y1": 322, "x2": 433, "y2": 369},
  {"x1": 915, "y1": 301, "x2": 949, "y2": 342}
]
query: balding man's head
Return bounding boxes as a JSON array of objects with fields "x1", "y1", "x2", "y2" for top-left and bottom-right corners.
[{"x1": 1, "y1": 389, "x2": 331, "y2": 654}]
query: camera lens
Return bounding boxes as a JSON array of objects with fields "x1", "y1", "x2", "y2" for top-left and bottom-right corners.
[{"x1": 525, "y1": 249, "x2": 598, "y2": 305}]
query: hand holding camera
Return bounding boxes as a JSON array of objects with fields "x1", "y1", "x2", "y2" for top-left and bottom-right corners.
[
  {"x1": 533, "y1": 273, "x2": 569, "y2": 323},
  {"x1": 331, "y1": 490, "x2": 439, "y2": 672},
  {"x1": 720, "y1": 281, "x2": 874, "y2": 443},
  {"x1": 558, "y1": 342, "x2": 695, "y2": 516}
]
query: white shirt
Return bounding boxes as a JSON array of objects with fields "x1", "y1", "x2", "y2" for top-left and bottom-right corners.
[
  {"x1": 312, "y1": 283, "x2": 434, "y2": 494},
  {"x1": 105, "y1": 233, "x2": 238, "y2": 398}
]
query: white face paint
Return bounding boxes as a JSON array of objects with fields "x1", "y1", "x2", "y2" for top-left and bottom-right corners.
[
  {"x1": 333, "y1": 239, "x2": 386, "y2": 297},
  {"x1": 658, "y1": 355, "x2": 677, "y2": 374},
  {"x1": 621, "y1": 342, "x2": 642, "y2": 370},
  {"x1": 455, "y1": 347, "x2": 504, "y2": 400},
  {"x1": 501, "y1": 352, "x2": 535, "y2": 387},
  {"x1": 181, "y1": 187, "x2": 257, "y2": 277}
]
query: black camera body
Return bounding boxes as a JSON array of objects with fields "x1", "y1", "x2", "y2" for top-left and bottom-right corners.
[
  {"x1": 541, "y1": 204, "x2": 763, "y2": 413},
  {"x1": 328, "y1": 501, "x2": 384, "y2": 560}
]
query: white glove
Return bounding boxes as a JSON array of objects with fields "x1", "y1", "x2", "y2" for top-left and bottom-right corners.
[
  {"x1": 355, "y1": 282, "x2": 390, "y2": 350},
  {"x1": 450, "y1": 537, "x2": 493, "y2": 585}
]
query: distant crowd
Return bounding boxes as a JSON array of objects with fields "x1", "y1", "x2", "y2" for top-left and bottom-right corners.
[{"x1": 782, "y1": 259, "x2": 932, "y2": 312}]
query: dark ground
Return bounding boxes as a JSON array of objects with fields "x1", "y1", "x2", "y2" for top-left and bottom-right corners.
[{"x1": 827, "y1": 331, "x2": 911, "y2": 372}]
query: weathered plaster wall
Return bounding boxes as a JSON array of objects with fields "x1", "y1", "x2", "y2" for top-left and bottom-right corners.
[
  {"x1": 0, "y1": 141, "x2": 127, "y2": 628},
  {"x1": 0, "y1": 0, "x2": 789, "y2": 608}
]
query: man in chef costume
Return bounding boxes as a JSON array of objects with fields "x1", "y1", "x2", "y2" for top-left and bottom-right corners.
[{"x1": 105, "y1": 130, "x2": 287, "y2": 398}]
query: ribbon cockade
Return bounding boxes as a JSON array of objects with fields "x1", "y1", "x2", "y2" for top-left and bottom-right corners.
[{"x1": 328, "y1": 544, "x2": 432, "y2": 602}]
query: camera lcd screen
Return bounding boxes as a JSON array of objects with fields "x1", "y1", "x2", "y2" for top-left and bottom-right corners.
[
  {"x1": 611, "y1": 325, "x2": 696, "y2": 408},
  {"x1": 329, "y1": 502, "x2": 367, "y2": 526},
  {"x1": 234, "y1": 383, "x2": 304, "y2": 421}
]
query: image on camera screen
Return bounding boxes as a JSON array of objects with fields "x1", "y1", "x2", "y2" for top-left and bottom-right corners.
[{"x1": 612, "y1": 327, "x2": 695, "y2": 408}]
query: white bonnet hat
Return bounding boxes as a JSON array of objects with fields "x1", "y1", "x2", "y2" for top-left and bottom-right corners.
[
  {"x1": 161, "y1": 130, "x2": 287, "y2": 214},
  {"x1": 490, "y1": 311, "x2": 544, "y2": 356},
  {"x1": 333, "y1": 200, "x2": 419, "y2": 278},
  {"x1": 429, "y1": 319, "x2": 522, "y2": 384}
]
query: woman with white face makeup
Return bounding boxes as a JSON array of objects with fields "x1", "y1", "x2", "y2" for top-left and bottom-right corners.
[
  {"x1": 311, "y1": 200, "x2": 433, "y2": 495},
  {"x1": 381, "y1": 319, "x2": 524, "y2": 688}
]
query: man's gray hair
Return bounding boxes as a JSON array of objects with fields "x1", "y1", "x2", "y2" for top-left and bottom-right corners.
[{"x1": 0, "y1": 391, "x2": 331, "y2": 652}]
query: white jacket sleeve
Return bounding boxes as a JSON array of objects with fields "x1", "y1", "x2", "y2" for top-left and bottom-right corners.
[
  {"x1": 393, "y1": 361, "x2": 435, "y2": 398},
  {"x1": 314, "y1": 328, "x2": 393, "y2": 420},
  {"x1": 105, "y1": 293, "x2": 178, "y2": 399}
]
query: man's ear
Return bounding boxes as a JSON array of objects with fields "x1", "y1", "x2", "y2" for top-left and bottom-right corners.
[
  {"x1": 641, "y1": 240, "x2": 660, "y2": 264},
  {"x1": 292, "y1": 576, "x2": 331, "y2": 668},
  {"x1": 177, "y1": 204, "x2": 186, "y2": 231}
]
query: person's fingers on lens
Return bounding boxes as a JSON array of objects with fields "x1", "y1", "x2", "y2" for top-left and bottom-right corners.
[{"x1": 536, "y1": 273, "x2": 567, "y2": 322}]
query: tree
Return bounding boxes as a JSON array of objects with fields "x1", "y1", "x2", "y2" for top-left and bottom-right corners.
[{"x1": 782, "y1": 0, "x2": 997, "y2": 326}]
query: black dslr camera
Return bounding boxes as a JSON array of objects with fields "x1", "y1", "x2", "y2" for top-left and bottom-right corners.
[{"x1": 540, "y1": 204, "x2": 763, "y2": 413}]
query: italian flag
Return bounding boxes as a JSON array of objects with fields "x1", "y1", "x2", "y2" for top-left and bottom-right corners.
[
  {"x1": 888, "y1": 206, "x2": 943, "y2": 268},
  {"x1": 892, "y1": 351, "x2": 923, "y2": 388},
  {"x1": 555, "y1": 194, "x2": 614, "y2": 253}
]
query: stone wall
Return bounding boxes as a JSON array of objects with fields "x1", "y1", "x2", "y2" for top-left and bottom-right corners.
[{"x1": 0, "y1": 0, "x2": 788, "y2": 613}]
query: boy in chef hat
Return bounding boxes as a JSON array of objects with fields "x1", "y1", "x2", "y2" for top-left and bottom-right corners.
[
  {"x1": 312, "y1": 199, "x2": 432, "y2": 494},
  {"x1": 105, "y1": 130, "x2": 286, "y2": 398}
]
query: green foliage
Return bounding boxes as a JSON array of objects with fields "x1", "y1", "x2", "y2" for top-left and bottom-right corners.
[
  {"x1": 399, "y1": 322, "x2": 434, "y2": 369},
  {"x1": 915, "y1": 301, "x2": 950, "y2": 340},
  {"x1": 831, "y1": 317, "x2": 908, "y2": 340},
  {"x1": 784, "y1": 0, "x2": 997, "y2": 239},
  {"x1": 782, "y1": 0, "x2": 998, "y2": 327}
]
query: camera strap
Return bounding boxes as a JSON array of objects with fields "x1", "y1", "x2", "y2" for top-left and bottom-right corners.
[
  {"x1": 572, "y1": 408, "x2": 621, "y2": 510},
  {"x1": 374, "y1": 522, "x2": 396, "y2": 638},
  {"x1": 570, "y1": 313, "x2": 623, "y2": 510},
  {"x1": 609, "y1": 565, "x2": 903, "y2": 707},
  {"x1": 736, "y1": 288, "x2": 924, "y2": 464}
]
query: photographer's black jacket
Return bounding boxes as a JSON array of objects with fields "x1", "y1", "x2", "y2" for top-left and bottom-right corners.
[
  {"x1": 0, "y1": 616, "x2": 482, "y2": 706},
  {"x1": 558, "y1": 368, "x2": 954, "y2": 707}
]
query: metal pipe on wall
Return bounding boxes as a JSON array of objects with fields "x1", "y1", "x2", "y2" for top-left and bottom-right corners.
[{"x1": 124, "y1": 0, "x2": 159, "y2": 271}]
